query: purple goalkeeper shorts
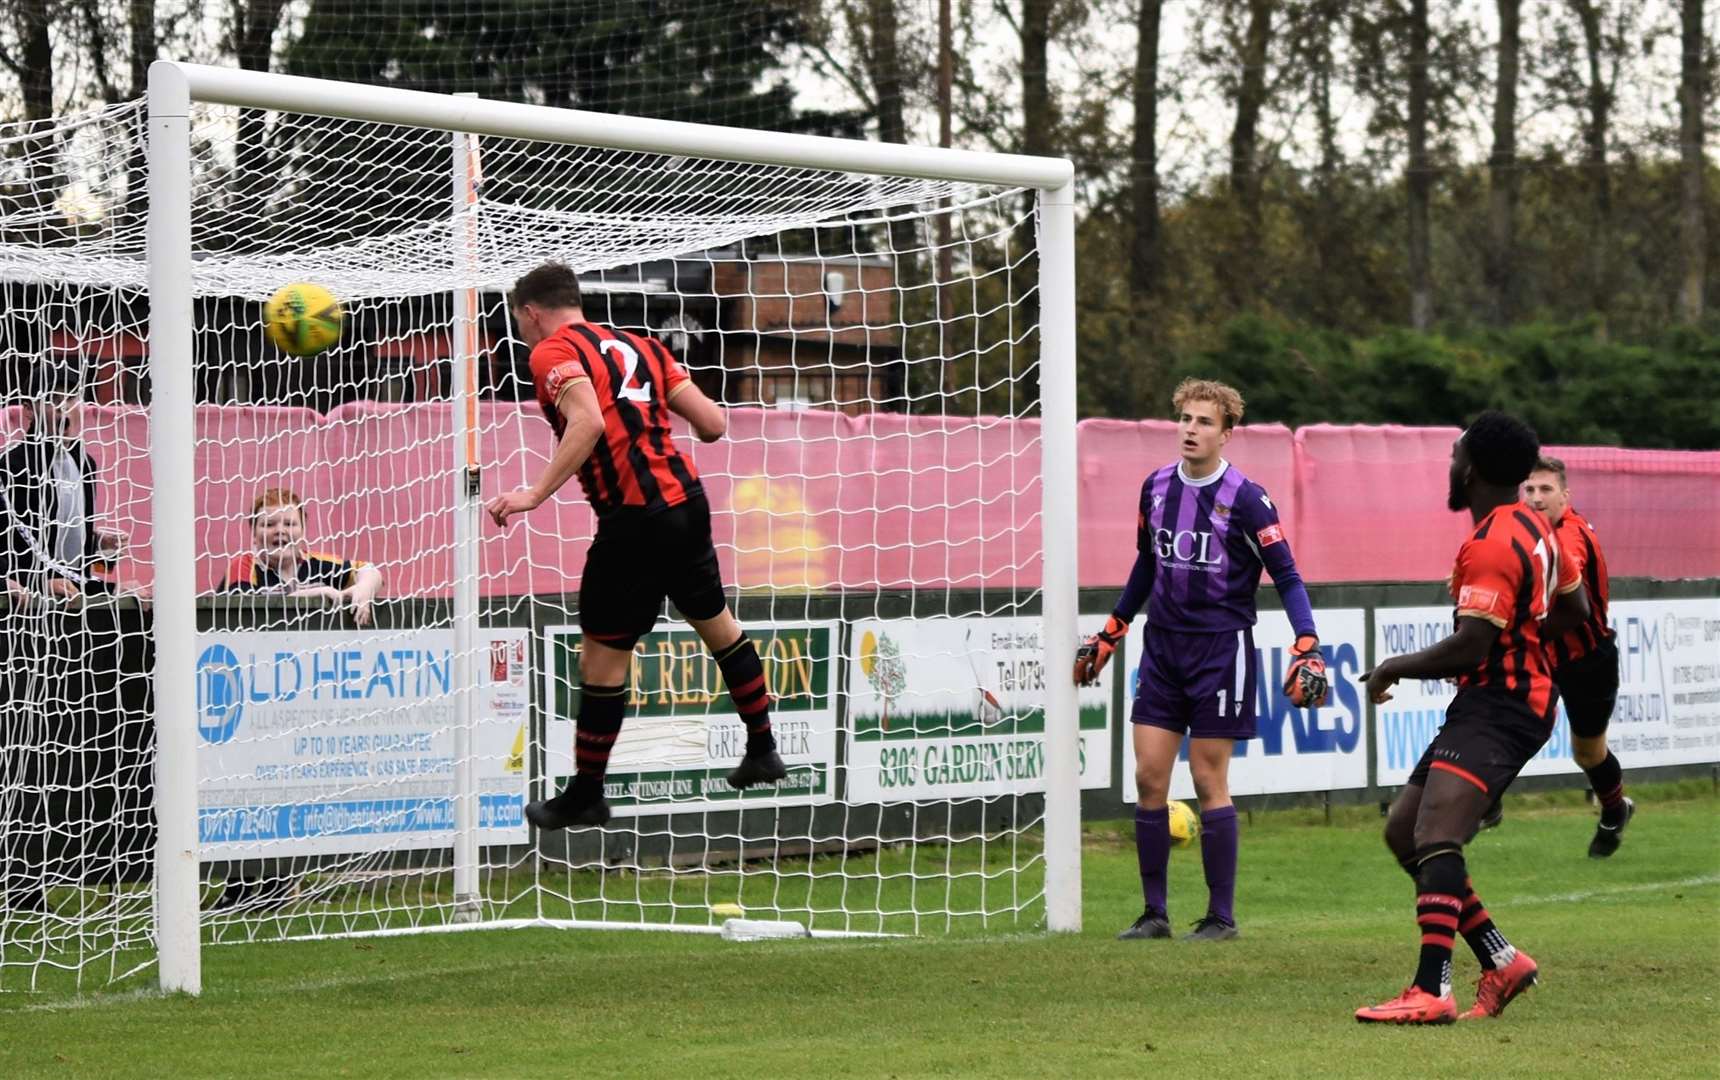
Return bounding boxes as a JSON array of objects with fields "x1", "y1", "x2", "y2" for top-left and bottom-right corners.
[{"x1": 1130, "y1": 624, "x2": 1258, "y2": 740}]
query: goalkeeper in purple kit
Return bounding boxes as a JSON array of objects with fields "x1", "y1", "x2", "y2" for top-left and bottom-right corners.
[{"x1": 1075, "y1": 379, "x2": 1328, "y2": 941}]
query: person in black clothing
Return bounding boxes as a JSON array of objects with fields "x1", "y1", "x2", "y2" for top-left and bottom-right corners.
[
  {"x1": 1, "y1": 357, "x2": 133, "y2": 915},
  {"x1": 1, "y1": 360, "x2": 126, "y2": 603}
]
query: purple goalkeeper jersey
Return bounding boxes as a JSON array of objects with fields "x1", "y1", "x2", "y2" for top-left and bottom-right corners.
[{"x1": 1113, "y1": 459, "x2": 1316, "y2": 637}]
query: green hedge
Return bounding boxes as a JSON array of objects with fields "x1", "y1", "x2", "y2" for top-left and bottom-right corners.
[{"x1": 1159, "y1": 318, "x2": 1720, "y2": 450}]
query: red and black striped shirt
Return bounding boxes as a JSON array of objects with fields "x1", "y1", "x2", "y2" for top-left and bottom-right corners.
[
  {"x1": 221, "y1": 550, "x2": 364, "y2": 592},
  {"x1": 1449, "y1": 501, "x2": 1582, "y2": 724},
  {"x1": 1547, "y1": 508, "x2": 1612, "y2": 667},
  {"x1": 528, "y1": 322, "x2": 703, "y2": 518}
]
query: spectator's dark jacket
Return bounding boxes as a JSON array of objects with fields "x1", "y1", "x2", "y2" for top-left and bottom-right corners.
[{"x1": 0, "y1": 427, "x2": 108, "y2": 593}]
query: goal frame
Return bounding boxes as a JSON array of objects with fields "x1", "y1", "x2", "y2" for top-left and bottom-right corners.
[{"x1": 145, "y1": 60, "x2": 1080, "y2": 995}]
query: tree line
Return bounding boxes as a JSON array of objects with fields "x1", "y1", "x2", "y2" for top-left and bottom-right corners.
[{"x1": 0, "y1": 1, "x2": 1714, "y2": 446}]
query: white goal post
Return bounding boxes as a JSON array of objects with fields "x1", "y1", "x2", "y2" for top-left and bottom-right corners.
[{"x1": 141, "y1": 61, "x2": 1079, "y2": 995}]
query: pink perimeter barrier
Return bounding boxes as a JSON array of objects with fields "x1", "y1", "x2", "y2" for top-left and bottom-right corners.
[
  {"x1": 1542, "y1": 444, "x2": 1720, "y2": 582},
  {"x1": 1290, "y1": 424, "x2": 1474, "y2": 583},
  {"x1": 11, "y1": 406, "x2": 1716, "y2": 595},
  {"x1": 1078, "y1": 419, "x2": 1296, "y2": 590}
]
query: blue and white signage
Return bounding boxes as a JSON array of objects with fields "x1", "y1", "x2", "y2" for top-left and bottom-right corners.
[
  {"x1": 1603, "y1": 598, "x2": 1720, "y2": 768},
  {"x1": 1373, "y1": 597, "x2": 1720, "y2": 787},
  {"x1": 195, "y1": 628, "x2": 532, "y2": 857},
  {"x1": 1121, "y1": 608, "x2": 1369, "y2": 801}
]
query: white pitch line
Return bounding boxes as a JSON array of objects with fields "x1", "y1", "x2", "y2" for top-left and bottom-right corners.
[
  {"x1": 13, "y1": 953, "x2": 571, "y2": 1012},
  {"x1": 1494, "y1": 872, "x2": 1720, "y2": 908},
  {"x1": 8, "y1": 987, "x2": 163, "y2": 1013},
  {"x1": 1243, "y1": 873, "x2": 1720, "y2": 929}
]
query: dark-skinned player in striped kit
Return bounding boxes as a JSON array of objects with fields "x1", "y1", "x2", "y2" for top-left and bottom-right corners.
[{"x1": 1357, "y1": 412, "x2": 1589, "y2": 1024}]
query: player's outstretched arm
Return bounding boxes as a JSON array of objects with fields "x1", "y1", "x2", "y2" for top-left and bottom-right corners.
[
  {"x1": 1240, "y1": 490, "x2": 1328, "y2": 705},
  {"x1": 1075, "y1": 479, "x2": 1161, "y2": 687},
  {"x1": 1259, "y1": 528, "x2": 1325, "y2": 707},
  {"x1": 1360, "y1": 616, "x2": 1500, "y2": 704},
  {"x1": 667, "y1": 382, "x2": 726, "y2": 443},
  {"x1": 487, "y1": 380, "x2": 604, "y2": 527},
  {"x1": 1247, "y1": 498, "x2": 1318, "y2": 639}
]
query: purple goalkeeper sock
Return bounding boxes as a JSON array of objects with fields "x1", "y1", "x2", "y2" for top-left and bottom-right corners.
[
  {"x1": 1200, "y1": 805, "x2": 1239, "y2": 925},
  {"x1": 1134, "y1": 806, "x2": 1170, "y2": 914}
]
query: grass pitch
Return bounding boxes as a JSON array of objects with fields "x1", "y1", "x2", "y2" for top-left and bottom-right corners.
[{"x1": 1, "y1": 783, "x2": 1715, "y2": 1079}]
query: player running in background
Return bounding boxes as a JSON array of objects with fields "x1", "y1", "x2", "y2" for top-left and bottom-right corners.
[
  {"x1": 1357, "y1": 413, "x2": 1587, "y2": 1025},
  {"x1": 1074, "y1": 378, "x2": 1328, "y2": 943},
  {"x1": 1524, "y1": 456, "x2": 1634, "y2": 857},
  {"x1": 488, "y1": 262, "x2": 784, "y2": 830}
]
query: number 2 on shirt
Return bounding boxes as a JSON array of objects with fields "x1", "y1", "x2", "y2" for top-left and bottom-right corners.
[{"x1": 601, "y1": 338, "x2": 652, "y2": 403}]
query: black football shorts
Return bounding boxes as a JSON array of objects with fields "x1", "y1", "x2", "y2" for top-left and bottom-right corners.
[
  {"x1": 579, "y1": 492, "x2": 728, "y2": 651},
  {"x1": 1553, "y1": 636, "x2": 1620, "y2": 739},
  {"x1": 1407, "y1": 687, "x2": 1552, "y2": 799}
]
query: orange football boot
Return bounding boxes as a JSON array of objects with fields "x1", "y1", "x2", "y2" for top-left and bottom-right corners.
[
  {"x1": 1460, "y1": 950, "x2": 1539, "y2": 1020},
  {"x1": 1355, "y1": 986, "x2": 1458, "y2": 1025}
]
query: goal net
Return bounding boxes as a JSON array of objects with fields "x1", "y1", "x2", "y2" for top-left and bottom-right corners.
[{"x1": 0, "y1": 67, "x2": 1079, "y2": 993}]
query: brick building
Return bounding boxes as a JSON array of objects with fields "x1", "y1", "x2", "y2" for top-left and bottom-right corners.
[{"x1": 706, "y1": 255, "x2": 904, "y2": 415}]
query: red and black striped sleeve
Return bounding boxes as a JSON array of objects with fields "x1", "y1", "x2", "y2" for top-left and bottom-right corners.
[{"x1": 221, "y1": 554, "x2": 258, "y2": 591}]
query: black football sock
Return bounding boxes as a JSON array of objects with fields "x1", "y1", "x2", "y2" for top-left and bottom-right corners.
[
  {"x1": 1412, "y1": 845, "x2": 1466, "y2": 997},
  {"x1": 570, "y1": 683, "x2": 627, "y2": 800},
  {"x1": 1458, "y1": 877, "x2": 1515, "y2": 971},
  {"x1": 714, "y1": 635, "x2": 774, "y2": 755},
  {"x1": 1585, "y1": 752, "x2": 1627, "y2": 823}
]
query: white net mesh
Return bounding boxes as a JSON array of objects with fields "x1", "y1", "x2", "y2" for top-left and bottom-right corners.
[{"x1": 0, "y1": 90, "x2": 1078, "y2": 990}]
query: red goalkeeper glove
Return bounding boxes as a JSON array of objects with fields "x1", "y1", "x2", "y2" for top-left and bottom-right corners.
[
  {"x1": 1074, "y1": 614, "x2": 1129, "y2": 687},
  {"x1": 1283, "y1": 634, "x2": 1329, "y2": 708}
]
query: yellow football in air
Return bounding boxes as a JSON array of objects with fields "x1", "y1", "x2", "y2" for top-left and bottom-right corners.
[{"x1": 264, "y1": 282, "x2": 344, "y2": 357}]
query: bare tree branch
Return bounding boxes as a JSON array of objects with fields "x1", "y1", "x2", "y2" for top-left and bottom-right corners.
[
  {"x1": 799, "y1": 38, "x2": 878, "y2": 110},
  {"x1": 78, "y1": 0, "x2": 123, "y2": 104}
]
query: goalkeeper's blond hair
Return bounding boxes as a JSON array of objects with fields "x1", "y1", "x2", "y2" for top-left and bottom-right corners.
[{"x1": 1172, "y1": 378, "x2": 1245, "y2": 431}]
